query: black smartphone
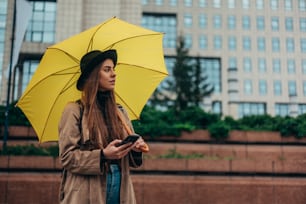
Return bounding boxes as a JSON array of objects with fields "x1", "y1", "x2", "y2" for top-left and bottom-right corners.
[{"x1": 116, "y1": 135, "x2": 139, "y2": 147}]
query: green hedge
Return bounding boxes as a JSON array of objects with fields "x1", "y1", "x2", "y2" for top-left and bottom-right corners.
[
  {"x1": 0, "y1": 144, "x2": 59, "y2": 157},
  {"x1": 2, "y1": 103, "x2": 306, "y2": 140}
]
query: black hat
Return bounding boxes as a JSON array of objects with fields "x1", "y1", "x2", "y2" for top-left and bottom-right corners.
[{"x1": 76, "y1": 49, "x2": 117, "y2": 90}]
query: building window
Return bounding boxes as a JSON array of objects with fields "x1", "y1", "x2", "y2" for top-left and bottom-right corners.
[
  {"x1": 199, "y1": 14, "x2": 207, "y2": 28},
  {"x1": 213, "y1": 15, "x2": 222, "y2": 29},
  {"x1": 229, "y1": 57, "x2": 237, "y2": 69},
  {"x1": 199, "y1": 58, "x2": 222, "y2": 93},
  {"x1": 212, "y1": 101, "x2": 222, "y2": 114},
  {"x1": 243, "y1": 36, "x2": 251, "y2": 51},
  {"x1": 18, "y1": 60, "x2": 39, "y2": 99},
  {"x1": 258, "y1": 58, "x2": 267, "y2": 73},
  {"x1": 228, "y1": 36, "x2": 236, "y2": 51},
  {"x1": 284, "y1": 0, "x2": 293, "y2": 11},
  {"x1": 273, "y1": 80, "x2": 282, "y2": 96},
  {"x1": 302, "y1": 59, "x2": 306, "y2": 74},
  {"x1": 301, "y1": 38, "x2": 306, "y2": 52},
  {"x1": 275, "y1": 104, "x2": 289, "y2": 116},
  {"x1": 184, "y1": 34, "x2": 192, "y2": 48},
  {"x1": 155, "y1": 0, "x2": 164, "y2": 5},
  {"x1": 272, "y1": 37, "x2": 280, "y2": 52},
  {"x1": 25, "y1": 1, "x2": 57, "y2": 43},
  {"x1": 243, "y1": 57, "x2": 252, "y2": 72},
  {"x1": 242, "y1": 16, "x2": 251, "y2": 30},
  {"x1": 238, "y1": 103, "x2": 266, "y2": 118},
  {"x1": 256, "y1": 0, "x2": 264, "y2": 9},
  {"x1": 199, "y1": 35, "x2": 207, "y2": 49},
  {"x1": 142, "y1": 0, "x2": 149, "y2": 5},
  {"x1": 303, "y1": 81, "x2": 306, "y2": 96},
  {"x1": 286, "y1": 38, "x2": 295, "y2": 52},
  {"x1": 0, "y1": 0, "x2": 7, "y2": 94},
  {"x1": 288, "y1": 80, "x2": 297, "y2": 96},
  {"x1": 242, "y1": 0, "x2": 250, "y2": 9},
  {"x1": 184, "y1": 0, "x2": 192, "y2": 7},
  {"x1": 287, "y1": 59, "x2": 296, "y2": 74},
  {"x1": 213, "y1": 0, "x2": 221, "y2": 8},
  {"x1": 270, "y1": 0, "x2": 279, "y2": 10},
  {"x1": 199, "y1": 0, "x2": 207, "y2": 7},
  {"x1": 285, "y1": 17, "x2": 293, "y2": 31},
  {"x1": 142, "y1": 14, "x2": 177, "y2": 48},
  {"x1": 300, "y1": 18, "x2": 306, "y2": 32},
  {"x1": 244, "y1": 79, "x2": 253, "y2": 95},
  {"x1": 214, "y1": 35, "x2": 222, "y2": 50},
  {"x1": 184, "y1": 14, "x2": 192, "y2": 28},
  {"x1": 227, "y1": 15, "x2": 236, "y2": 30},
  {"x1": 272, "y1": 59, "x2": 281, "y2": 73},
  {"x1": 259, "y1": 80, "x2": 267, "y2": 95},
  {"x1": 228, "y1": 0, "x2": 235, "y2": 8},
  {"x1": 256, "y1": 16, "x2": 265, "y2": 30},
  {"x1": 299, "y1": 0, "x2": 306, "y2": 11},
  {"x1": 299, "y1": 104, "x2": 306, "y2": 115},
  {"x1": 271, "y1": 17, "x2": 279, "y2": 31},
  {"x1": 257, "y1": 37, "x2": 266, "y2": 51},
  {"x1": 169, "y1": 0, "x2": 177, "y2": 6}
]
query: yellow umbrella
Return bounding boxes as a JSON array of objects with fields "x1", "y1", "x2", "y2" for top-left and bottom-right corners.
[{"x1": 16, "y1": 17, "x2": 168, "y2": 142}]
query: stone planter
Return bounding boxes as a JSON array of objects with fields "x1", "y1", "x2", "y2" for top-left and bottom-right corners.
[
  {"x1": 0, "y1": 125, "x2": 36, "y2": 138},
  {"x1": 0, "y1": 155, "x2": 60, "y2": 170},
  {"x1": 145, "y1": 130, "x2": 306, "y2": 144}
]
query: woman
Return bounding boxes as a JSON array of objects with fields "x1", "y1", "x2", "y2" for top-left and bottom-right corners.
[{"x1": 58, "y1": 49, "x2": 147, "y2": 204}]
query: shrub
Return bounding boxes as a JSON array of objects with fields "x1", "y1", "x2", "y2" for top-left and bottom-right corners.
[
  {"x1": 0, "y1": 144, "x2": 59, "y2": 157},
  {"x1": 207, "y1": 121, "x2": 230, "y2": 140},
  {"x1": 0, "y1": 101, "x2": 30, "y2": 126}
]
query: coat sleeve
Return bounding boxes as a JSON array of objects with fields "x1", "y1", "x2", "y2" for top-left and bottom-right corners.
[{"x1": 58, "y1": 102, "x2": 103, "y2": 175}]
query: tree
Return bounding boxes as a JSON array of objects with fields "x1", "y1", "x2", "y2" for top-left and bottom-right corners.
[
  {"x1": 191, "y1": 57, "x2": 214, "y2": 106},
  {"x1": 149, "y1": 35, "x2": 214, "y2": 111},
  {"x1": 149, "y1": 35, "x2": 191, "y2": 110},
  {"x1": 172, "y1": 35, "x2": 194, "y2": 111}
]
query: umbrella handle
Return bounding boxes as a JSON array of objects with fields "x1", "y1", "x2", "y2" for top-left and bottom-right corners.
[{"x1": 116, "y1": 109, "x2": 133, "y2": 135}]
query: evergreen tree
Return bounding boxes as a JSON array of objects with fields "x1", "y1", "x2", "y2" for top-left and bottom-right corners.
[
  {"x1": 191, "y1": 57, "x2": 214, "y2": 106},
  {"x1": 149, "y1": 35, "x2": 214, "y2": 111},
  {"x1": 172, "y1": 35, "x2": 194, "y2": 111}
]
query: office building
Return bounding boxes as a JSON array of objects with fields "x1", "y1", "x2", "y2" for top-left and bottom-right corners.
[{"x1": 1, "y1": 0, "x2": 306, "y2": 119}]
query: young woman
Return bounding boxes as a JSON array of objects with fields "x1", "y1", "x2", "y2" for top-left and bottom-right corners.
[{"x1": 58, "y1": 50, "x2": 147, "y2": 204}]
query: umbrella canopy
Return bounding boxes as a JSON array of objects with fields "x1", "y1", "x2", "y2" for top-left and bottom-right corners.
[{"x1": 16, "y1": 17, "x2": 168, "y2": 142}]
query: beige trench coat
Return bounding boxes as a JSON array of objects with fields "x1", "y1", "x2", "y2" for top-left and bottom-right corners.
[{"x1": 58, "y1": 102, "x2": 142, "y2": 204}]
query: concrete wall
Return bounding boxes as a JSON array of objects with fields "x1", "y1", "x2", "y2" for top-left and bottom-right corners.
[{"x1": 1, "y1": 173, "x2": 306, "y2": 204}]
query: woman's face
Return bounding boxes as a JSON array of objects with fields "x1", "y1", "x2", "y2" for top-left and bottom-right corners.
[{"x1": 98, "y1": 59, "x2": 116, "y2": 91}]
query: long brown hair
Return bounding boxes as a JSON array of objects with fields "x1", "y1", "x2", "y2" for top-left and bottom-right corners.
[{"x1": 80, "y1": 64, "x2": 124, "y2": 148}]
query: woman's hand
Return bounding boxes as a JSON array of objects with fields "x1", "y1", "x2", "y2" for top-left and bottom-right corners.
[
  {"x1": 102, "y1": 139, "x2": 134, "y2": 160},
  {"x1": 132, "y1": 136, "x2": 149, "y2": 153}
]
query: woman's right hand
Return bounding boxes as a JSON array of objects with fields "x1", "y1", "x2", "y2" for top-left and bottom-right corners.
[{"x1": 102, "y1": 139, "x2": 134, "y2": 160}]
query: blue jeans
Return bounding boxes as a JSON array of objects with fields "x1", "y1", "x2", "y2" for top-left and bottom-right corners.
[{"x1": 106, "y1": 164, "x2": 121, "y2": 204}]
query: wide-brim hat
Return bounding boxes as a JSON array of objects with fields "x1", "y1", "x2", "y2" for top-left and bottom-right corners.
[{"x1": 76, "y1": 49, "x2": 117, "y2": 90}]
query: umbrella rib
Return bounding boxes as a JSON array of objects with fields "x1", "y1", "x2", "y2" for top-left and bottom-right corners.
[
  {"x1": 107, "y1": 33, "x2": 163, "y2": 50},
  {"x1": 41, "y1": 72, "x2": 80, "y2": 141},
  {"x1": 18, "y1": 66, "x2": 79, "y2": 103},
  {"x1": 48, "y1": 47, "x2": 80, "y2": 64}
]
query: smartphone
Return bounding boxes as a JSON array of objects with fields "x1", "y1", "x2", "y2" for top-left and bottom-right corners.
[{"x1": 116, "y1": 135, "x2": 139, "y2": 147}]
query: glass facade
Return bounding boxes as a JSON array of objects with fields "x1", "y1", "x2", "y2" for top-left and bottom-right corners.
[
  {"x1": 25, "y1": 1, "x2": 56, "y2": 43},
  {"x1": 142, "y1": 14, "x2": 177, "y2": 48},
  {"x1": 14, "y1": 60, "x2": 39, "y2": 100},
  {"x1": 2, "y1": 0, "x2": 306, "y2": 118},
  {"x1": 0, "y1": 0, "x2": 7, "y2": 100},
  {"x1": 238, "y1": 103, "x2": 265, "y2": 118},
  {"x1": 49, "y1": 0, "x2": 306, "y2": 118}
]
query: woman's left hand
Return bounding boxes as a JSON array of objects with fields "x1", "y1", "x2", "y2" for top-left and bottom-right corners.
[{"x1": 132, "y1": 136, "x2": 147, "y2": 152}]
